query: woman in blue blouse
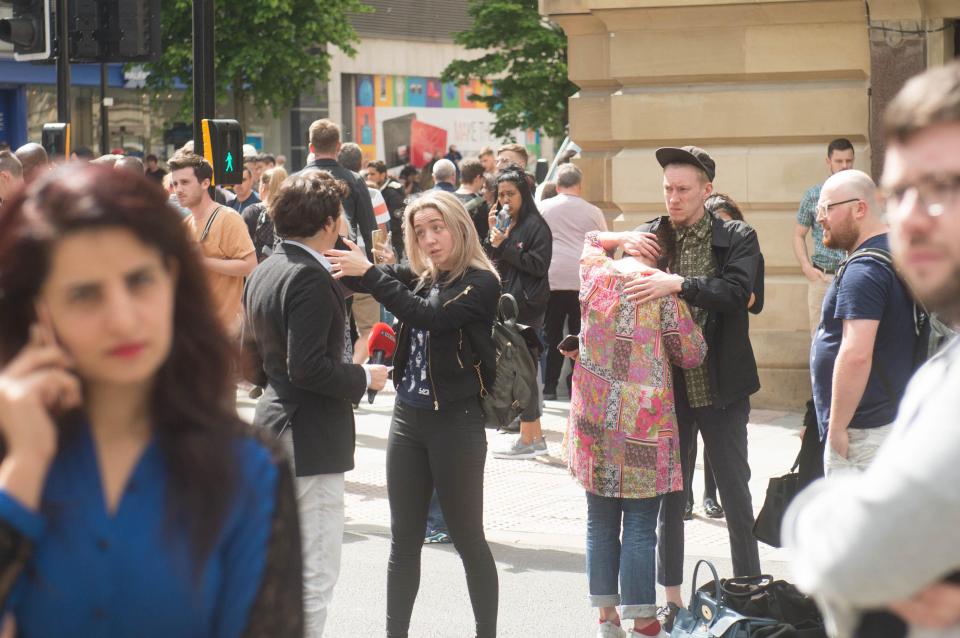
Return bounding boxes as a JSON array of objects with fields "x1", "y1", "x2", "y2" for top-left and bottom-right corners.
[{"x1": 0, "y1": 164, "x2": 301, "y2": 637}]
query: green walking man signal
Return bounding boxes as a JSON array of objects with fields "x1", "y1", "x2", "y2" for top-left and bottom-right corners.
[{"x1": 200, "y1": 119, "x2": 243, "y2": 186}]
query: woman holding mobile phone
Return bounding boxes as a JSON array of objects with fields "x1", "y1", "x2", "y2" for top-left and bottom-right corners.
[
  {"x1": 0, "y1": 165, "x2": 301, "y2": 637},
  {"x1": 325, "y1": 191, "x2": 501, "y2": 638},
  {"x1": 484, "y1": 167, "x2": 553, "y2": 459}
]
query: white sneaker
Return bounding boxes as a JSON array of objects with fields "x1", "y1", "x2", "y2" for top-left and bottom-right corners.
[
  {"x1": 596, "y1": 621, "x2": 627, "y2": 638},
  {"x1": 492, "y1": 436, "x2": 548, "y2": 459}
]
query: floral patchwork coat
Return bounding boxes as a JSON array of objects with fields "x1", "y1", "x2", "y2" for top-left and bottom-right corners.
[{"x1": 565, "y1": 232, "x2": 707, "y2": 499}]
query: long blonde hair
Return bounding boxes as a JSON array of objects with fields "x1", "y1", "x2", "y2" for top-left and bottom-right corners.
[
  {"x1": 403, "y1": 191, "x2": 499, "y2": 290},
  {"x1": 260, "y1": 166, "x2": 288, "y2": 206}
]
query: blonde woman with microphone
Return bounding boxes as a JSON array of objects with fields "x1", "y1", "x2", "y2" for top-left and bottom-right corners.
[{"x1": 326, "y1": 191, "x2": 501, "y2": 638}]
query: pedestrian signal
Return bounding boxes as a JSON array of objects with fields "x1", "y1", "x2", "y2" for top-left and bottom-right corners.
[
  {"x1": 200, "y1": 119, "x2": 243, "y2": 186},
  {"x1": 0, "y1": 0, "x2": 52, "y2": 61},
  {"x1": 41, "y1": 122, "x2": 70, "y2": 159}
]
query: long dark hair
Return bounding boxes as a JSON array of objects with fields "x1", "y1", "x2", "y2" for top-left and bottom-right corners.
[
  {"x1": 0, "y1": 164, "x2": 244, "y2": 568},
  {"x1": 655, "y1": 222, "x2": 678, "y2": 272},
  {"x1": 495, "y1": 167, "x2": 540, "y2": 222}
]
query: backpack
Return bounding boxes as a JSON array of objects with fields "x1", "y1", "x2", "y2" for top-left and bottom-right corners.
[
  {"x1": 253, "y1": 208, "x2": 277, "y2": 262},
  {"x1": 834, "y1": 247, "x2": 931, "y2": 398},
  {"x1": 480, "y1": 294, "x2": 542, "y2": 429}
]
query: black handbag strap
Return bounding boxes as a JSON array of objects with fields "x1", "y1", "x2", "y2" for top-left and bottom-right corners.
[
  {"x1": 498, "y1": 293, "x2": 519, "y2": 327},
  {"x1": 690, "y1": 560, "x2": 724, "y2": 610},
  {"x1": 199, "y1": 205, "x2": 222, "y2": 243}
]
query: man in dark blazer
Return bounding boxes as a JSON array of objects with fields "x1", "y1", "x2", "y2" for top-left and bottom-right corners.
[{"x1": 243, "y1": 170, "x2": 388, "y2": 637}]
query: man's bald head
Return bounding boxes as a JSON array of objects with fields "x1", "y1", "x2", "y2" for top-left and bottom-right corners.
[
  {"x1": 821, "y1": 169, "x2": 879, "y2": 215},
  {"x1": 115, "y1": 155, "x2": 144, "y2": 174},
  {"x1": 15, "y1": 143, "x2": 49, "y2": 184}
]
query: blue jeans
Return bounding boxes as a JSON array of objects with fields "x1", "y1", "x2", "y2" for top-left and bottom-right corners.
[
  {"x1": 586, "y1": 491, "x2": 661, "y2": 620},
  {"x1": 425, "y1": 490, "x2": 447, "y2": 534}
]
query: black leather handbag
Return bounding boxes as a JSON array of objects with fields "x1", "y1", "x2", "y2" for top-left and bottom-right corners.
[
  {"x1": 672, "y1": 561, "x2": 779, "y2": 638},
  {"x1": 753, "y1": 455, "x2": 800, "y2": 548}
]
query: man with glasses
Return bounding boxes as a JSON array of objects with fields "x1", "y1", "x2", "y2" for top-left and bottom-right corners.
[
  {"x1": 794, "y1": 138, "x2": 855, "y2": 334},
  {"x1": 785, "y1": 62, "x2": 960, "y2": 637},
  {"x1": 810, "y1": 169, "x2": 917, "y2": 476}
]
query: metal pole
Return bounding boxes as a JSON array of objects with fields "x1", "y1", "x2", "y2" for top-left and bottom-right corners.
[
  {"x1": 99, "y1": 64, "x2": 109, "y2": 154},
  {"x1": 56, "y1": 0, "x2": 70, "y2": 122},
  {"x1": 192, "y1": 0, "x2": 215, "y2": 156}
]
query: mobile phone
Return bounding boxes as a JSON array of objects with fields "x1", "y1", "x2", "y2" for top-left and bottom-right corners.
[
  {"x1": 371, "y1": 228, "x2": 387, "y2": 249},
  {"x1": 558, "y1": 334, "x2": 579, "y2": 352}
]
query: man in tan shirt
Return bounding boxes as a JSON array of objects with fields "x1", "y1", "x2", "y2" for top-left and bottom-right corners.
[{"x1": 169, "y1": 152, "x2": 256, "y2": 334}]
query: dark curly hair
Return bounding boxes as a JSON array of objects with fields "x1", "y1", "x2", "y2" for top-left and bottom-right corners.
[
  {"x1": 270, "y1": 170, "x2": 347, "y2": 239},
  {"x1": 0, "y1": 164, "x2": 246, "y2": 571}
]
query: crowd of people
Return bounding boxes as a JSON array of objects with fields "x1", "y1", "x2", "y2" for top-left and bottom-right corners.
[{"x1": 0, "y1": 60, "x2": 956, "y2": 638}]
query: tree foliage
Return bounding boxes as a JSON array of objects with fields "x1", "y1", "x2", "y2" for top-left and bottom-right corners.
[
  {"x1": 441, "y1": 0, "x2": 577, "y2": 140},
  {"x1": 146, "y1": 0, "x2": 369, "y2": 128}
]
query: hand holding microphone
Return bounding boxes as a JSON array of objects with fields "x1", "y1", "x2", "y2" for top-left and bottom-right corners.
[{"x1": 365, "y1": 322, "x2": 397, "y2": 403}]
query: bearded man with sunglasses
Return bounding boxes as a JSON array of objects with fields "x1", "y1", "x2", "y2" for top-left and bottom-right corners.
[{"x1": 810, "y1": 169, "x2": 918, "y2": 476}]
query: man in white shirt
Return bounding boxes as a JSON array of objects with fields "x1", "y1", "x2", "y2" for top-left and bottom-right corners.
[
  {"x1": 539, "y1": 163, "x2": 607, "y2": 399},
  {"x1": 785, "y1": 60, "x2": 960, "y2": 638}
]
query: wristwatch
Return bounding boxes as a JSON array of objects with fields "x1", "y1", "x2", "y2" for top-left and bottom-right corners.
[{"x1": 680, "y1": 277, "x2": 697, "y2": 300}]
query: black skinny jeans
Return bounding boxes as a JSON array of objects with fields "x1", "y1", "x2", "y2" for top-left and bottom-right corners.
[
  {"x1": 657, "y1": 373, "x2": 761, "y2": 586},
  {"x1": 386, "y1": 396, "x2": 499, "y2": 638},
  {"x1": 543, "y1": 290, "x2": 581, "y2": 394}
]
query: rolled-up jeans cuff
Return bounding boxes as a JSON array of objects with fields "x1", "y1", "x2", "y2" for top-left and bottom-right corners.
[
  {"x1": 589, "y1": 594, "x2": 621, "y2": 608},
  {"x1": 620, "y1": 604, "x2": 658, "y2": 620}
]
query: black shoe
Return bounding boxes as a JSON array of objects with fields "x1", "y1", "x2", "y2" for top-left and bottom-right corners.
[
  {"x1": 543, "y1": 387, "x2": 557, "y2": 401},
  {"x1": 683, "y1": 501, "x2": 693, "y2": 520},
  {"x1": 703, "y1": 496, "x2": 724, "y2": 519},
  {"x1": 658, "y1": 602, "x2": 681, "y2": 632},
  {"x1": 498, "y1": 418, "x2": 521, "y2": 433}
]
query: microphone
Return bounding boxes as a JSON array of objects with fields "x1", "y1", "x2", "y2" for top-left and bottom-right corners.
[{"x1": 366, "y1": 322, "x2": 397, "y2": 404}]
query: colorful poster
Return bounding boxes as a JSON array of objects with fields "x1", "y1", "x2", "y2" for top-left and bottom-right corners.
[
  {"x1": 375, "y1": 75, "x2": 393, "y2": 107},
  {"x1": 353, "y1": 73, "x2": 528, "y2": 169},
  {"x1": 355, "y1": 106, "x2": 377, "y2": 160},
  {"x1": 426, "y1": 79, "x2": 443, "y2": 108},
  {"x1": 442, "y1": 82, "x2": 460, "y2": 109},
  {"x1": 393, "y1": 76, "x2": 407, "y2": 107},
  {"x1": 356, "y1": 75, "x2": 375, "y2": 107},
  {"x1": 406, "y1": 77, "x2": 427, "y2": 107}
]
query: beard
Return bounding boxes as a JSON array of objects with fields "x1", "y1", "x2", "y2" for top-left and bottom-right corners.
[
  {"x1": 905, "y1": 261, "x2": 960, "y2": 321},
  {"x1": 823, "y1": 220, "x2": 857, "y2": 251}
]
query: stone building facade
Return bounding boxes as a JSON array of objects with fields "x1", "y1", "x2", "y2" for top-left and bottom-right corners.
[{"x1": 540, "y1": 0, "x2": 959, "y2": 408}]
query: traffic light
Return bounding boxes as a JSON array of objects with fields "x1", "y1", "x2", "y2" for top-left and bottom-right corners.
[
  {"x1": 41, "y1": 122, "x2": 70, "y2": 159},
  {"x1": 200, "y1": 119, "x2": 244, "y2": 186},
  {"x1": 0, "y1": 0, "x2": 53, "y2": 61},
  {"x1": 65, "y1": 0, "x2": 161, "y2": 63}
]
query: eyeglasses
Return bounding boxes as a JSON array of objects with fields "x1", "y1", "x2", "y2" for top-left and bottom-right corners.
[
  {"x1": 815, "y1": 198, "x2": 860, "y2": 219},
  {"x1": 880, "y1": 174, "x2": 960, "y2": 223}
]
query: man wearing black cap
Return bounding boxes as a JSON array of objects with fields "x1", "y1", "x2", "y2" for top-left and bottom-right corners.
[{"x1": 599, "y1": 146, "x2": 763, "y2": 626}]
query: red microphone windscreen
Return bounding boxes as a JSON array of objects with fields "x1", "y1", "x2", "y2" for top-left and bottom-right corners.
[{"x1": 367, "y1": 322, "x2": 397, "y2": 357}]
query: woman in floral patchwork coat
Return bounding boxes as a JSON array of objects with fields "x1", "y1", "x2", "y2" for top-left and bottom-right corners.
[{"x1": 564, "y1": 227, "x2": 706, "y2": 638}]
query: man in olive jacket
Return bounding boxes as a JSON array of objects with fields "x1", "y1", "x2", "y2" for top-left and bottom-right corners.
[{"x1": 596, "y1": 146, "x2": 764, "y2": 626}]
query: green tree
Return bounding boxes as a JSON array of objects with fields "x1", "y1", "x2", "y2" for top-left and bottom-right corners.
[
  {"x1": 441, "y1": 0, "x2": 577, "y2": 140},
  {"x1": 146, "y1": 0, "x2": 369, "y2": 129}
]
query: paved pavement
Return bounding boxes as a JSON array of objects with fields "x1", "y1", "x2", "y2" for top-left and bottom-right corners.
[{"x1": 237, "y1": 388, "x2": 803, "y2": 637}]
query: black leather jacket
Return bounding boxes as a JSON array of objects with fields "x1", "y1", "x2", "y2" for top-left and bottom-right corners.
[
  {"x1": 357, "y1": 265, "x2": 501, "y2": 409},
  {"x1": 637, "y1": 213, "x2": 764, "y2": 407},
  {"x1": 484, "y1": 208, "x2": 552, "y2": 323}
]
